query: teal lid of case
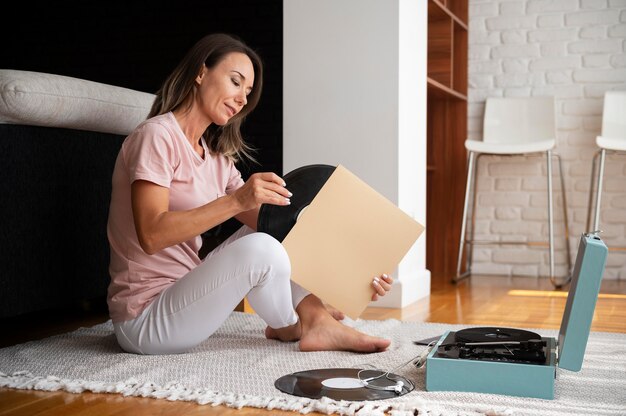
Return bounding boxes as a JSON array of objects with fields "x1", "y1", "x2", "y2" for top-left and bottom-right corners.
[{"x1": 557, "y1": 233, "x2": 608, "y2": 371}]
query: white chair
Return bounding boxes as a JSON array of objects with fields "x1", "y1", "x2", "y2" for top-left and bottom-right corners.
[
  {"x1": 455, "y1": 96, "x2": 572, "y2": 288},
  {"x1": 586, "y1": 91, "x2": 626, "y2": 237}
]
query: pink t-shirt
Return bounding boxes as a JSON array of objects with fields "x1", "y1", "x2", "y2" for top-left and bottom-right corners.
[{"x1": 106, "y1": 112, "x2": 244, "y2": 323}]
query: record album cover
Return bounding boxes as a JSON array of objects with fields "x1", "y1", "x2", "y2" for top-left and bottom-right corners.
[{"x1": 280, "y1": 164, "x2": 424, "y2": 319}]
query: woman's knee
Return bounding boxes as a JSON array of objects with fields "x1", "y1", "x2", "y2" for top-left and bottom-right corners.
[{"x1": 242, "y1": 232, "x2": 291, "y2": 278}]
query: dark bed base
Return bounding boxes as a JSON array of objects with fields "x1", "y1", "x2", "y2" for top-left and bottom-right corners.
[
  {"x1": 0, "y1": 124, "x2": 242, "y2": 319},
  {"x1": 0, "y1": 124, "x2": 125, "y2": 318}
]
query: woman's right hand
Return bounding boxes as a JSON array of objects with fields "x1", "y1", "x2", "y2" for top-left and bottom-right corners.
[{"x1": 233, "y1": 172, "x2": 292, "y2": 211}]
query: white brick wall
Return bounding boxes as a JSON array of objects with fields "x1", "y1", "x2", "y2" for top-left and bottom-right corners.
[{"x1": 468, "y1": 0, "x2": 626, "y2": 280}]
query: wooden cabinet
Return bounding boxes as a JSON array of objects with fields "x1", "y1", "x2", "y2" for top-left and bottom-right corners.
[{"x1": 426, "y1": 0, "x2": 468, "y2": 288}]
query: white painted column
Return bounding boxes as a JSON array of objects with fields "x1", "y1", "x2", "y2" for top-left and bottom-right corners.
[{"x1": 283, "y1": 0, "x2": 430, "y2": 307}]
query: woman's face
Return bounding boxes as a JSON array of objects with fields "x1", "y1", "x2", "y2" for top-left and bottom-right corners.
[{"x1": 196, "y1": 52, "x2": 255, "y2": 126}]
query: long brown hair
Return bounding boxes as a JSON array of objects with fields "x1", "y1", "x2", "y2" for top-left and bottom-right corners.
[{"x1": 149, "y1": 33, "x2": 263, "y2": 162}]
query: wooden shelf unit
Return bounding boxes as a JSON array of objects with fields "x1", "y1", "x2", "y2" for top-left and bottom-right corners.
[{"x1": 426, "y1": 0, "x2": 468, "y2": 288}]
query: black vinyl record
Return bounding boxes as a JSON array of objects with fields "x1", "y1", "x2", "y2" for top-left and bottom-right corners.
[
  {"x1": 257, "y1": 164, "x2": 336, "y2": 242},
  {"x1": 275, "y1": 367, "x2": 414, "y2": 401},
  {"x1": 455, "y1": 327, "x2": 542, "y2": 343}
]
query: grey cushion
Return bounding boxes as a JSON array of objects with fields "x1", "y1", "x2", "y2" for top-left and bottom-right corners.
[{"x1": 0, "y1": 69, "x2": 154, "y2": 135}]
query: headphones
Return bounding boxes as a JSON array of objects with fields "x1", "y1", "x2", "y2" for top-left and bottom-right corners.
[
  {"x1": 360, "y1": 377, "x2": 406, "y2": 394},
  {"x1": 356, "y1": 343, "x2": 433, "y2": 396}
]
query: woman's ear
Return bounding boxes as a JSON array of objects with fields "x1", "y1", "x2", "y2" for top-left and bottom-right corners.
[{"x1": 195, "y1": 66, "x2": 205, "y2": 85}]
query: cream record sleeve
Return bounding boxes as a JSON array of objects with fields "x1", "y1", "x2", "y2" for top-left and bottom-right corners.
[{"x1": 281, "y1": 164, "x2": 425, "y2": 319}]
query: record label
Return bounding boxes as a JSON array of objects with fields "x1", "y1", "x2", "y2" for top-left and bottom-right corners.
[
  {"x1": 321, "y1": 377, "x2": 363, "y2": 389},
  {"x1": 257, "y1": 164, "x2": 336, "y2": 242},
  {"x1": 275, "y1": 367, "x2": 414, "y2": 401}
]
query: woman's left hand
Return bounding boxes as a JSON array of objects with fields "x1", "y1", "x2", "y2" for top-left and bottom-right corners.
[{"x1": 371, "y1": 273, "x2": 393, "y2": 301}]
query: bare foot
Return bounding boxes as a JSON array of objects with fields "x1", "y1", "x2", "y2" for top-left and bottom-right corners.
[
  {"x1": 324, "y1": 304, "x2": 345, "y2": 321},
  {"x1": 265, "y1": 320, "x2": 302, "y2": 342},
  {"x1": 297, "y1": 296, "x2": 390, "y2": 353},
  {"x1": 299, "y1": 316, "x2": 390, "y2": 352}
]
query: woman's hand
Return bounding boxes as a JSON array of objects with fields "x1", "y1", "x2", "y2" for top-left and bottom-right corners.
[
  {"x1": 233, "y1": 172, "x2": 292, "y2": 211},
  {"x1": 371, "y1": 273, "x2": 393, "y2": 301}
]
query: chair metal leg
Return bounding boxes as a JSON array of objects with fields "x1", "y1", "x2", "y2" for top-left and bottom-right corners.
[
  {"x1": 556, "y1": 154, "x2": 572, "y2": 274},
  {"x1": 586, "y1": 148, "x2": 626, "y2": 254},
  {"x1": 585, "y1": 150, "x2": 601, "y2": 233},
  {"x1": 454, "y1": 151, "x2": 476, "y2": 283},
  {"x1": 468, "y1": 154, "x2": 483, "y2": 271},
  {"x1": 554, "y1": 153, "x2": 572, "y2": 287},
  {"x1": 593, "y1": 149, "x2": 607, "y2": 232},
  {"x1": 547, "y1": 150, "x2": 556, "y2": 287}
]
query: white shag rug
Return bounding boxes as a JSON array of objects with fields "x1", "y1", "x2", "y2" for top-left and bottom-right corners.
[{"x1": 1, "y1": 311, "x2": 625, "y2": 416}]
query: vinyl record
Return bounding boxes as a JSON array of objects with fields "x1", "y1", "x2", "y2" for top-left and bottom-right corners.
[
  {"x1": 275, "y1": 368, "x2": 414, "y2": 401},
  {"x1": 257, "y1": 164, "x2": 336, "y2": 242},
  {"x1": 455, "y1": 327, "x2": 542, "y2": 343}
]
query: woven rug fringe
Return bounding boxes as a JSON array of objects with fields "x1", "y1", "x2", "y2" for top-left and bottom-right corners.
[{"x1": 1, "y1": 371, "x2": 424, "y2": 416}]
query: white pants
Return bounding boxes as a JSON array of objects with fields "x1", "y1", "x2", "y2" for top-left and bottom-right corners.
[{"x1": 113, "y1": 226, "x2": 310, "y2": 354}]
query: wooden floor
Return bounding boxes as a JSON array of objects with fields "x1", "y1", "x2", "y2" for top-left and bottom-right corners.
[{"x1": 2, "y1": 275, "x2": 625, "y2": 416}]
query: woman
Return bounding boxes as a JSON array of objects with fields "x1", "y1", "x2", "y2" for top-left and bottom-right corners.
[{"x1": 107, "y1": 33, "x2": 394, "y2": 355}]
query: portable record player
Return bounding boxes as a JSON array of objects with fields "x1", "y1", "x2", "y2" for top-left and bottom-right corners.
[{"x1": 425, "y1": 232, "x2": 608, "y2": 399}]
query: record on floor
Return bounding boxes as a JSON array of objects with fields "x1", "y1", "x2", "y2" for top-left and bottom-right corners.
[
  {"x1": 275, "y1": 367, "x2": 414, "y2": 401},
  {"x1": 257, "y1": 164, "x2": 336, "y2": 242}
]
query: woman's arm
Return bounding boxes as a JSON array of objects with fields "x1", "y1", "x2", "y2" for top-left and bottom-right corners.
[
  {"x1": 132, "y1": 172, "x2": 290, "y2": 254},
  {"x1": 234, "y1": 207, "x2": 260, "y2": 231},
  {"x1": 132, "y1": 180, "x2": 240, "y2": 254}
]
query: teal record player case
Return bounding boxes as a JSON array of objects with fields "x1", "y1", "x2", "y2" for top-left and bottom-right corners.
[{"x1": 425, "y1": 233, "x2": 608, "y2": 399}]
